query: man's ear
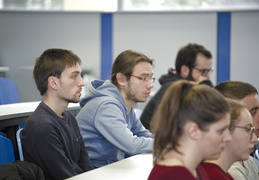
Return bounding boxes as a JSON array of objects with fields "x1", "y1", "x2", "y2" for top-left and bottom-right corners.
[
  {"x1": 180, "y1": 65, "x2": 190, "y2": 78},
  {"x1": 48, "y1": 76, "x2": 58, "y2": 90},
  {"x1": 116, "y1": 73, "x2": 127, "y2": 87},
  {"x1": 186, "y1": 122, "x2": 200, "y2": 140}
]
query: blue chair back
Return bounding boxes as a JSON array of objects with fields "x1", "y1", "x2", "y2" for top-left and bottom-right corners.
[
  {"x1": 16, "y1": 128, "x2": 24, "y2": 161},
  {"x1": 0, "y1": 136, "x2": 15, "y2": 165},
  {"x1": 0, "y1": 77, "x2": 19, "y2": 105}
]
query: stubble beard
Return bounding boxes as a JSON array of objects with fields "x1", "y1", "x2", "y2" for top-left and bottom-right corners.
[{"x1": 64, "y1": 94, "x2": 81, "y2": 104}]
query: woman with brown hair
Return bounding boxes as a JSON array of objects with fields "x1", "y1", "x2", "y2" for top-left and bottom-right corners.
[
  {"x1": 148, "y1": 80, "x2": 232, "y2": 180},
  {"x1": 202, "y1": 98, "x2": 258, "y2": 180}
]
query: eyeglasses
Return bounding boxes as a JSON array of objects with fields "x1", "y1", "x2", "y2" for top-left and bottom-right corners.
[
  {"x1": 193, "y1": 67, "x2": 214, "y2": 76},
  {"x1": 233, "y1": 125, "x2": 255, "y2": 140},
  {"x1": 131, "y1": 75, "x2": 155, "y2": 83}
]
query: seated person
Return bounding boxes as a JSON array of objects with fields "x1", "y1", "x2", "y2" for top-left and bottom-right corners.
[
  {"x1": 148, "y1": 80, "x2": 231, "y2": 180},
  {"x1": 202, "y1": 98, "x2": 258, "y2": 180},
  {"x1": 215, "y1": 80, "x2": 259, "y2": 171},
  {"x1": 76, "y1": 50, "x2": 154, "y2": 167},
  {"x1": 21, "y1": 48, "x2": 93, "y2": 179},
  {"x1": 141, "y1": 43, "x2": 214, "y2": 130}
]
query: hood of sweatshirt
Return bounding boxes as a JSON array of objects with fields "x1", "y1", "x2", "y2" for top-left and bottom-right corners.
[{"x1": 80, "y1": 80, "x2": 125, "y2": 108}]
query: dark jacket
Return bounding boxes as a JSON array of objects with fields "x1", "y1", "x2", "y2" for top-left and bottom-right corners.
[
  {"x1": 140, "y1": 68, "x2": 213, "y2": 130},
  {"x1": 0, "y1": 161, "x2": 45, "y2": 180}
]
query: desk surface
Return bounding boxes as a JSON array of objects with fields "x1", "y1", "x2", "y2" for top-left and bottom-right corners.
[
  {"x1": 66, "y1": 154, "x2": 153, "y2": 180},
  {"x1": 0, "y1": 101, "x2": 80, "y2": 120},
  {"x1": 0, "y1": 67, "x2": 9, "y2": 71}
]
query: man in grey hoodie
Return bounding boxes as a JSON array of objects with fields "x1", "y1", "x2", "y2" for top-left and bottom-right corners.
[{"x1": 76, "y1": 50, "x2": 154, "y2": 168}]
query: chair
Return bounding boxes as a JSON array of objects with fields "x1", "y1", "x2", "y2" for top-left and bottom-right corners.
[
  {"x1": 0, "y1": 131, "x2": 5, "y2": 137},
  {"x1": 0, "y1": 135, "x2": 15, "y2": 166},
  {"x1": 0, "y1": 77, "x2": 24, "y2": 130},
  {"x1": 0, "y1": 77, "x2": 19, "y2": 105},
  {"x1": 16, "y1": 128, "x2": 24, "y2": 161}
]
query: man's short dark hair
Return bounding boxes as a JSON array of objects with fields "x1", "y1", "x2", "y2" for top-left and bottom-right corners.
[
  {"x1": 175, "y1": 43, "x2": 212, "y2": 75},
  {"x1": 215, "y1": 81, "x2": 258, "y2": 100},
  {"x1": 33, "y1": 48, "x2": 82, "y2": 96}
]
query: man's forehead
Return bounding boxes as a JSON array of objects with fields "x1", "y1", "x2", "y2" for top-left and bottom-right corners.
[
  {"x1": 195, "y1": 54, "x2": 212, "y2": 67},
  {"x1": 132, "y1": 61, "x2": 153, "y2": 75},
  {"x1": 62, "y1": 64, "x2": 81, "y2": 75},
  {"x1": 241, "y1": 93, "x2": 259, "y2": 109}
]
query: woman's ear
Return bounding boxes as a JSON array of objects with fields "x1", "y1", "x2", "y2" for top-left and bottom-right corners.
[
  {"x1": 116, "y1": 73, "x2": 127, "y2": 87},
  {"x1": 180, "y1": 65, "x2": 190, "y2": 78},
  {"x1": 186, "y1": 122, "x2": 200, "y2": 140}
]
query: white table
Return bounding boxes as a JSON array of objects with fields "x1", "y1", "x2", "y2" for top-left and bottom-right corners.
[
  {"x1": 0, "y1": 101, "x2": 80, "y2": 119},
  {"x1": 0, "y1": 101, "x2": 80, "y2": 159},
  {"x1": 66, "y1": 154, "x2": 154, "y2": 180},
  {"x1": 0, "y1": 67, "x2": 9, "y2": 77}
]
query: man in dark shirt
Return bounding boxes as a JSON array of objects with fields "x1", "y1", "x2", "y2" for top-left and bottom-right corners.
[
  {"x1": 141, "y1": 43, "x2": 214, "y2": 130},
  {"x1": 21, "y1": 48, "x2": 93, "y2": 179}
]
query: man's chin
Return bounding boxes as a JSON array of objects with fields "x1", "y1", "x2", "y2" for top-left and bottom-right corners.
[
  {"x1": 66, "y1": 98, "x2": 80, "y2": 104},
  {"x1": 136, "y1": 99, "x2": 147, "y2": 103}
]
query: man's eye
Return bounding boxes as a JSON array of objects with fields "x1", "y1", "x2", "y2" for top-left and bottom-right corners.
[
  {"x1": 71, "y1": 75, "x2": 78, "y2": 79},
  {"x1": 251, "y1": 110, "x2": 256, "y2": 116},
  {"x1": 250, "y1": 107, "x2": 259, "y2": 116}
]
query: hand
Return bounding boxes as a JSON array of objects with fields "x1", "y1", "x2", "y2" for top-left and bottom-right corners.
[
  {"x1": 196, "y1": 76, "x2": 208, "y2": 83},
  {"x1": 189, "y1": 76, "x2": 208, "y2": 85}
]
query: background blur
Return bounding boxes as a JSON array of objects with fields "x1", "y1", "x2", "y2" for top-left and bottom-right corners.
[{"x1": 0, "y1": 0, "x2": 258, "y2": 109}]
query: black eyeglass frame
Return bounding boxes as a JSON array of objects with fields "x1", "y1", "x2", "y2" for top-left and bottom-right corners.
[{"x1": 192, "y1": 67, "x2": 214, "y2": 76}]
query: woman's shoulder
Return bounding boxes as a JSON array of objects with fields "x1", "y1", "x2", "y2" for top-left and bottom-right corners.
[{"x1": 148, "y1": 164, "x2": 197, "y2": 180}]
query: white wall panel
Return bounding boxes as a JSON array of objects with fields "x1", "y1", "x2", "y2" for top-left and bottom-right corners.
[
  {"x1": 0, "y1": 12, "x2": 100, "y2": 102},
  {"x1": 114, "y1": 12, "x2": 217, "y2": 91},
  {"x1": 231, "y1": 12, "x2": 259, "y2": 90}
]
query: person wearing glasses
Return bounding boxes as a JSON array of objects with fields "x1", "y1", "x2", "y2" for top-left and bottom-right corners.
[
  {"x1": 140, "y1": 43, "x2": 214, "y2": 130},
  {"x1": 76, "y1": 49, "x2": 154, "y2": 167},
  {"x1": 215, "y1": 81, "x2": 259, "y2": 139},
  {"x1": 202, "y1": 98, "x2": 258, "y2": 180},
  {"x1": 148, "y1": 80, "x2": 231, "y2": 180},
  {"x1": 215, "y1": 80, "x2": 259, "y2": 174}
]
